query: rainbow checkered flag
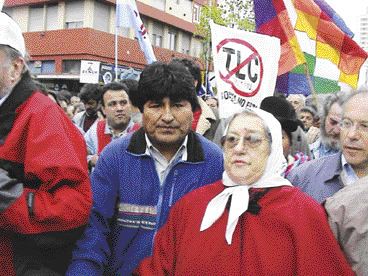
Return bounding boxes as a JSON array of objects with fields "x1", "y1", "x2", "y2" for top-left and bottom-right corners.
[{"x1": 255, "y1": 0, "x2": 368, "y2": 95}]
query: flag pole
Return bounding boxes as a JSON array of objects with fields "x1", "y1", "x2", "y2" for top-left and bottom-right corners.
[
  {"x1": 114, "y1": 25, "x2": 119, "y2": 81},
  {"x1": 303, "y1": 63, "x2": 318, "y2": 106}
]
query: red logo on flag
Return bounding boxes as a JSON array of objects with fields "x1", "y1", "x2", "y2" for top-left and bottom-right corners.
[{"x1": 216, "y1": 38, "x2": 263, "y2": 97}]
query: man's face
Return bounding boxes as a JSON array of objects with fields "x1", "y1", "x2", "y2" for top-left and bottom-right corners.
[
  {"x1": 83, "y1": 99, "x2": 99, "y2": 116},
  {"x1": 206, "y1": 97, "x2": 218, "y2": 109},
  {"x1": 340, "y1": 95, "x2": 368, "y2": 176},
  {"x1": 322, "y1": 102, "x2": 342, "y2": 149},
  {"x1": 0, "y1": 50, "x2": 14, "y2": 98},
  {"x1": 102, "y1": 90, "x2": 132, "y2": 131},
  {"x1": 70, "y1": 96, "x2": 80, "y2": 106},
  {"x1": 299, "y1": 111, "x2": 314, "y2": 130},
  {"x1": 143, "y1": 97, "x2": 193, "y2": 152},
  {"x1": 287, "y1": 95, "x2": 304, "y2": 112}
]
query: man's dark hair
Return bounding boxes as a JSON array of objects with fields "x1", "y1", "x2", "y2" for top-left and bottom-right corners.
[
  {"x1": 78, "y1": 83, "x2": 101, "y2": 103},
  {"x1": 134, "y1": 62, "x2": 199, "y2": 112},
  {"x1": 120, "y1": 78, "x2": 139, "y2": 107},
  {"x1": 58, "y1": 89, "x2": 72, "y2": 104},
  {"x1": 170, "y1": 58, "x2": 202, "y2": 94},
  {"x1": 100, "y1": 82, "x2": 128, "y2": 107}
]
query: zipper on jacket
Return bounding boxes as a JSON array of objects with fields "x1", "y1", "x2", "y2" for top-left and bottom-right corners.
[
  {"x1": 168, "y1": 169, "x2": 179, "y2": 207},
  {"x1": 152, "y1": 180, "x2": 165, "y2": 248}
]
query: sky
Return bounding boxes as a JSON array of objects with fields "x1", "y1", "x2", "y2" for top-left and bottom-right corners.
[{"x1": 324, "y1": 0, "x2": 368, "y2": 43}]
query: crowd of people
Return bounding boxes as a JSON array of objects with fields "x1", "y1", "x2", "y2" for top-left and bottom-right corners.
[{"x1": 0, "y1": 11, "x2": 367, "y2": 276}]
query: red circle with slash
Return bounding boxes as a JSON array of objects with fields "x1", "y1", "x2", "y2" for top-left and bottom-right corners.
[{"x1": 217, "y1": 38, "x2": 263, "y2": 97}]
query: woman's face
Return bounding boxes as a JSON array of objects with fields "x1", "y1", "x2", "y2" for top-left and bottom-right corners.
[{"x1": 223, "y1": 114, "x2": 271, "y2": 185}]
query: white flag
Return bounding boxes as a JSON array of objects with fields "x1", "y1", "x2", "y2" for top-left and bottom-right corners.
[{"x1": 116, "y1": 0, "x2": 156, "y2": 64}]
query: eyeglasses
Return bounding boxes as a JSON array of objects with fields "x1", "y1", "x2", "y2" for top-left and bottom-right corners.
[
  {"x1": 340, "y1": 118, "x2": 368, "y2": 134},
  {"x1": 223, "y1": 133, "x2": 267, "y2": 149}
]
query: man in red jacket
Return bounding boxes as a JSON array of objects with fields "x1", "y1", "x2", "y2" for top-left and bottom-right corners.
[
  {"x1": 84, "y1": 82, "x2": 140, "y2": 168},
  {"x1": 0, "y1": 12, "x2": 92, "y2": 275}
]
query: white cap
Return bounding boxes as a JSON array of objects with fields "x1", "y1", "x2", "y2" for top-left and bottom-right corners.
[{"x1": 0, "y1": 12, "x2": 26, "y2": 57}]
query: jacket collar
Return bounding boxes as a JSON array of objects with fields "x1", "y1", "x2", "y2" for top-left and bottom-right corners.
[
  {"x1": 0, "y1": 72, "x2": 38, "y2": 143},
  {"x1": 324, "y1": 152, "x2": 343, "y2": 182},
  {"x1": 127, "y1": 128, "x2": 205, "y2": 162}
]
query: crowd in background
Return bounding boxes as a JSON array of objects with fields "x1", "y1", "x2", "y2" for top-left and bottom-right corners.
[{"x1": 1, "y1": 11, "x2": 367, "y2": 276}]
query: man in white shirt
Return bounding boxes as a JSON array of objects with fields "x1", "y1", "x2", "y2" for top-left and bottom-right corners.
[{"x1": 84, "y1": 82, "x2": 139, "y2": 168}]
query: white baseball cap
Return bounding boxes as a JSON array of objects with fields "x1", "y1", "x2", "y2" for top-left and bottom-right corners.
[{"x1": 0, "y1": 12, "x2": 26, "y2": 57}]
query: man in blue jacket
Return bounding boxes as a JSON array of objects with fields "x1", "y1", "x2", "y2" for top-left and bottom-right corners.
[{"x1": 67, "y1": 62, "x2": 224, "y2": 275}]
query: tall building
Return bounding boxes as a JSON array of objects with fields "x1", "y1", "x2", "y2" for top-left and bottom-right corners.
[
  {"x1": 3, "y1": 0, "x2": 207, "y2": 93},
  {"x1": 360, "y1": 7, "x2": 368, "y2": 52},
  {"x1": 359, "y1": 7, "x2": 368, "y2": 87}
]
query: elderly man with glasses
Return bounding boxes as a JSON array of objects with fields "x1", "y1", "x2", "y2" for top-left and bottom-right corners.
[{"x1": 287, "y1": 90, "x2": 368, "y2": 203}]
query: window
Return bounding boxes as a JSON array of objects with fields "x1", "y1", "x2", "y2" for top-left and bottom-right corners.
[
  {"x1": 118, "y1": 27, "x2": 130, "y2": 37},
  {"x1": 65, "y1": 1, "x2": 84, "y2": 29},
  {"x1": 62, "y1": 60, "x2": 81, "y2": 74},
  {"x1": 193, "y1": 4, "x2": 200, "y2": 23},
  {"x1": 41, "y1": 60, "x2": 56, "y2": 74},
  {"x1": 168, "y1": 29, "x2": 177, "y2": 51},
  {"x1": 152, "y1": 34, "x2": 163, "y2": 47},
  {"x1": 28, "y1": 60, "x2": 55, "y2": 74},
  {"x1": 181, "y1": 33, "x2": 191, "y2": 55},
  {"x1": 29, "y1": 4, "x2": 59, "y2": 32},
  {"x1": 94, "y1": 1, "x2": 110, "y2": 32},
  {"x1": 152, "y1": 22, "x2": 164, "y2": 47},
  {"x1": 29, "y1": 5, "x2": 44, "y2": 31},
  {"x1": 46, "y1": 4, "x2": 58, "y2": 30}
]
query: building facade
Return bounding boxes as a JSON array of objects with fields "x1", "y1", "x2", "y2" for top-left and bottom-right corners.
[
  {"x1": 360, "y1": 7, "x2": 368, "y2": 52},
  {"x1": 4, "y1": 0, "x2": 207, "y2": 93}
]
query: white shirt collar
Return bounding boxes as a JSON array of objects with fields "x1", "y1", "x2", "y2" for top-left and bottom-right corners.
[
  {"x1": 144, "y1": 134, "x2": 188, "y2": 162},
  {"x1": 105, "y1": 119, "x2": 134, "y2": 139},
  {"x1": 341, "y1": 154, "x2": 359, "y2": 185}
]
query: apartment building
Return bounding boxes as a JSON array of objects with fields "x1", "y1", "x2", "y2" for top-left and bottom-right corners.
[
  {"x1": 3, "y1": 0, "x2": 207, "y2": 93},
  {"x1": 360, "y1": 7, "x2": 368, "y2": 52}
]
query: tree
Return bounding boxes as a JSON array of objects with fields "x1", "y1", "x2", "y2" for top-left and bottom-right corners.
[
  {"x1": 195, "y1": 0, "x2": 255, "y2": 44},
  {"x1": 195, "y1": 0, "x2": 255, "y2": 73}
]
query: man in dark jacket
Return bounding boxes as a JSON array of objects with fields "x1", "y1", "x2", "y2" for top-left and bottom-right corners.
[
  {"x1": 0, "y1": 12, "x2": 92, "y2": 275},
  {"x1": 68, "y1": 62, "x2": 224, "y2": 275}
]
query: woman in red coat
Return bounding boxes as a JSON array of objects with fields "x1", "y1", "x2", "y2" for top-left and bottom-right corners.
[{"x1": 136, "y1": 108, "x2": 353, "y2": 275}]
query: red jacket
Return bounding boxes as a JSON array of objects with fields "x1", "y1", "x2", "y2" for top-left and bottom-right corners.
[
  {"x1": 0, "y1": 75, "x2": 92, "y2": 275},
  {"x1": 97, "y1": 119, "x2": 141, "y2": 154},
  {"x1": 136, "y1": 181, "x2": 353, "y2": 275}
]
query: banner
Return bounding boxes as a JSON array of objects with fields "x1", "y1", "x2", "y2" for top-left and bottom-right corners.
[
  {"x1": 99, "y1": 63, "x2": 141, "y2": 84},
  {"x1": 80, "y1": 60, "x2": 100, "y2": 84},
  {"x1": 210, "y1": 22, "x2": 281, "y2": 118}
]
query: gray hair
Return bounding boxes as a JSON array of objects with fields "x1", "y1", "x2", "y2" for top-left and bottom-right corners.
[
  {"x1": 320, "y1": 92, "x2": 348, "y2": 132},
  {"x1": 287, "y1": 94, "x2": 306, "y2": 105},
  {"x1": 0, "y1": 44, "x2": 29, "y2": 74},
  {"x1": 222, "y1": 109, "x2": 272, "y2": 149},
  {"x1": 341, "y1": 90, "x2": 368, "y2": 113}
]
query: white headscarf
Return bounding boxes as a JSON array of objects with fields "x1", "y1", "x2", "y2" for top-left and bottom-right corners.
[{"x1": 200, "y1": 108, "x2": 292, "y2": 244}]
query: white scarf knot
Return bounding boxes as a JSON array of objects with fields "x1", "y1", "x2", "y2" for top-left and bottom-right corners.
[{"x1": 200, "y1": 180, "x2": 250, "y2": 245}]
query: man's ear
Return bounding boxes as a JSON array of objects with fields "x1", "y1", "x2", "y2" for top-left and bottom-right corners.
[{"x1": 9, "y1": 57, "x2": 25, "y2": 83}]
